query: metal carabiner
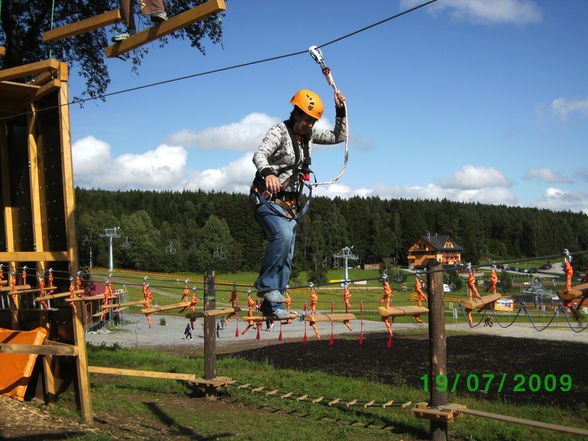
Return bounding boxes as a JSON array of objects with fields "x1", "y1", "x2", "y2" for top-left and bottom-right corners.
[{"x1": 308, "y1": 45, "x2": 326, "y2": 67}]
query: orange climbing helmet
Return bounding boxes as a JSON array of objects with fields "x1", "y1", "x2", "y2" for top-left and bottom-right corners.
[{"x1": 290, "y1": 89, "x2": 323, "y2": 120}]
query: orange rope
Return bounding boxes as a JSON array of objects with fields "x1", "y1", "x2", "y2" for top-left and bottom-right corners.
[
  {"x1": 564, "y1": 260, "x2": 573, "y2": 292},
  {"x1": 308, "y1": 287, "x2": 320, "y2": 340},
  {"x1": 69, "y1": 279, "x2": 77, "y2": 314},
  {"x1": 181, "y1": 281, "x2": 190, "y2": 302},
  {"x1": 10, "y1": 272, "x2": 17, "y2": 305},
  {"x1": 180, "y1": 287, "x2": 199, "y2": 313},
  {"x1": 100, "y1": 277, "x2": 113, "y2": 321},
  {"x1": 485, "y1": 269, "x2": 498, "y2": 295},
  {"x1": 241, "y1": 293, "x2": 256, "y2": 335},
  {"x1": 48, "y1": 270, "x2": 55, "y2": 296},
  {"x1": 38, "y1": 276, "x2": 48, "y2": 309},
  {"x1": 285, "y1": 291, "x2": 293, "y2": 324},
  {"x1": 413, "y1": 277, "x2": 427, "y2": 324},
  {"x1": 143, "y1": 280, "x2": 153, "y2": 328},
  {"x1": 21, "y1": 266, "x2": 27, "y2": 286},
  {"x1": 380, "y1": 280, "x2": 393, "y2": 336},
  {"x1": 343, "y1": 285, "x2": 352, "y2": 331},
  {"x1": 225, "y1": 283, "x2": 239, "y2": 325}
]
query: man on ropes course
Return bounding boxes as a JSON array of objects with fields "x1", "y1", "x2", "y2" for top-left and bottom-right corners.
[
  {"x1": 250, "y1": 88, "x2": 348, "y2": 319},
  {"x1": 112, "y1": 0, "x2": 169, "y2": 42}
]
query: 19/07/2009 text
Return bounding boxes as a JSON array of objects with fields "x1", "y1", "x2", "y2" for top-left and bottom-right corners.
[{"x1": 419, "y1": 373, "x2": 572, "y2": 393}]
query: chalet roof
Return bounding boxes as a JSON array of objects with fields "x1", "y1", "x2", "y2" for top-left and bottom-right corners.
[{"x1": 419, "y1": 234, "x2": 463, "y2": 251}]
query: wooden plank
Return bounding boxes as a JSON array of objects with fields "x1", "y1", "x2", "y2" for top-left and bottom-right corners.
[
  {"x1": 32, "y1": 79, "x2": 61, "y2": 102},
  {"x1": 378, "y1": 306, "x2": 429, "y2": 318},
  {"x1": 0, "y1": 81, "x2": 40, "y2": 102},
  {"x1": 0, "y1": 59, "x2": 60, "y2": 82},
  {"x1": 0, "y1": 122, "x2": 16, "y2": 276},
  {"x1": 105, "y1": 0, "x2": 226, "y2": 58},
  {"x1": 43, "y1": 9, "x2": 123, "y2": 42},
  {"x1": 304, "y1": 313, "x2": 356, "y2": 322},
  {"x1": 185, "y1": 306, "x2": 240, "y2": 319},
  {"x1": 0, "y1": 284, "x2": 32, "y2": 292},
  {"x1": 30, "y1": 70, "x2": 55, "y2": 86},
  {"x1": 0, "y1": 342, "x2": 77, "y2": 356},
  {"x1": 72, "y1": 299, "x2": 93, "y2": 423},
  {"x1": 242, "y1": 313, "x2": 298, "y2": 322},
  {"x1": 141, "y1": 301, "x2": 190, "y2": 313},
  {"x1": 65, "y1": 292, "x2": 118, "y2": 302},
  {"x1": 459, "y1": 293, "x2": 502, "y2": 310},
  {"x1": 0, "y1": 251, "x2": 69, "y2": 261},
  {"x1": 102, "y1": 300, "x2": 144, "y2": 309},
  {"x1": 9, "y1": 286, "x2": 58, "y2": 295},
  {"x1": 0, "y1": 47, "x2": 5, "y2": 56},
  {"x1": 34, "y1": 290, "x2": 84, "y2": 301},
  {"x1": 57, "y1": 61, "x2": 79, "y2": 277}
]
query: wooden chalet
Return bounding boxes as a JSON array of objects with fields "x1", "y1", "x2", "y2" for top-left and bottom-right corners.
[{"x1": 407, "y1": 234, "x2": 463, "y2": 268}]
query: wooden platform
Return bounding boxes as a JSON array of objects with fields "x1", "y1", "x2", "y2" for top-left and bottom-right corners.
[
  {"x1": 185, "y1": 306, "x2": 240, "y2": 319},
  {"x1": 105, "y1": 0, "x2": 226, "y2": 58},
  {"x1": 459, "y1": 293, "x2": 502, "y2": 310},
  {"x1": 43, "y1": 9, "x2": 123, "y2": 42},
  {"x1": 557, "y1": 283, "x2": 588, "y2": 301},
  {"x1": 242, "y1": 314, "x2": 298, "y2": 322},
  {"x1": 378, "y1": 306, "x2": 429, "y2": 318},
  {"x1": 88, "y1": 365, "x2": 232, "y2": 387},
  {"x1": 304, "y1": 313, "x2": 356, "y2": 322},
  {"x1": 141, "y1": 301, "x2": 191, "y2": 313}
]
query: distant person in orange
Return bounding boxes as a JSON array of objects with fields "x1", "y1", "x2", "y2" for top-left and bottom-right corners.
[{"x1": 113, "y1": 0, "x2": 168, "y2": 42}]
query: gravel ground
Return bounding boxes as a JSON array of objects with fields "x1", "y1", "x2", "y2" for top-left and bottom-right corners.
[{"x1": 85, "y1": 313, "x2": 588, "y2": 350}]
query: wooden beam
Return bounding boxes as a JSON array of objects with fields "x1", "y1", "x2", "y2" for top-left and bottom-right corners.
[
  {"x1": 30, "y1": 70, "x2": 55, "y2": 86},
  {"x1": 242, "y1": 313, "x2": 298, "y2": 322},
  {"x1": 101, "y1": 300, "x2": 144, "y2": 309},
  {"x1": 43, "y1": 9, "x2": 123, "y2": 43},
  {"x1": 35, "y1": 290, "x2": 84, "y2": 301},
  {"x1": 459, "y1": 293, "x2": 502, "y2": 310},
  {"x1": 105, "y1": 0, "x2": 226, "y2": 58},
  {"x1": 141, "y1": 301, "x2": 190, "y2": 313},
  {"x1": 0, "y1": 342, "x2": 77, "y2": 356},
  {"x1": 8, "y1": 286, "x2": 58, "y2": 295},
  {"x1": 0, "y1": 47, "x2": 5, "y2": 56},
  {"x1": 304, "y1": 313, "x2": 356, "y2": 322},
  {"x1": 0, "y1": 285, "x2": 32, "y2": 292},
  {"x1": 379, "y1": 306, "x2": 429, "y2": 318},
  {"x1": 65, "y1": 292, "x2": 118, "y2": 302},
  {"x1": 88, "y1": 365, "x2": 232, "y2": 387},
  {"x1": 0, "y1": 59, "x2": 60, "y2": 82},
  {"x1": 185, "y1": 306, "x2": 240, "y2": 318},
  {"x1": 0, "y1": 251, "x2": 70, "y2": 261},
  {"x1": 57, "y1": 61, "x2": 78, "y2": 276},
  {"x1": 32, "y1": 79, "x2": 61, "y2": 102},
  {"x1": 72, "y1": 298, "x2": 93, "y2": 423}
]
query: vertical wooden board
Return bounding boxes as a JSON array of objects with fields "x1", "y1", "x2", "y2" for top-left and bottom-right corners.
[
  {"x1": 0, "y1": 121, "x2": 12, "y2": 254},
  {"x1": 72, "y1": 305, "x2": 93, "y2": 423},
  {"x1": 56, "y1": 63, "x2": 78, "y2": 275},
  {"x1": 27, "y1": 104, "x2": 46, "y2": 257}
]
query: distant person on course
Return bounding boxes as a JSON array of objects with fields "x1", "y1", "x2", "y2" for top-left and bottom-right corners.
[
  {"x1": 112, "y1": 0, "x2": 168, "y2": 42},
  {"x1": 250, "y1": 88, "x2": 348, "y2": 319}
]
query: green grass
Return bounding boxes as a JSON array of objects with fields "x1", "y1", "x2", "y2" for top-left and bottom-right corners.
[{"x1": 48, "y1": 345, "x2": 587, "y2": 441}]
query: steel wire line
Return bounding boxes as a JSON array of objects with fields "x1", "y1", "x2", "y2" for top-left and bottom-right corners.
[{"x1": 0, "y1": 0, "x2": 438, "y2": 122}]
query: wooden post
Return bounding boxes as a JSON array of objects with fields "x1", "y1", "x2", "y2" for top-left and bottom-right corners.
[
  {"x1": 72, "y1": 304, "x2": 93, "y2": 423},
  {"x1": 203, "y1": 268, "x2": 216, "y2": 382},
  {"x1": 427, "y1": 259, "x2": 448, "y2": 441}
]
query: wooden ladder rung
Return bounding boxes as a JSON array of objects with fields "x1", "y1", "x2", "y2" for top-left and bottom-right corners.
[
  {"x1": 141, "y1": 302, "x2": 190, "y2": 313},
  {"x1": 43, "y1": 9, "x2": 123, "y2": 42},
  {"x1": 378, "y1": 306, "x2": 429, "y2": 318},
  {"x1": 459, "y1": 293, "x2": 502, "y2": 310},
  {"x1": 304, "y1": 313, "x2": 356, "y2": 322}
]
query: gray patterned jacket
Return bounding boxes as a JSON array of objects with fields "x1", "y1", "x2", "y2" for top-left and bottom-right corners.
[{"x1": 252, "y1": 112, "x2": 348, "y2": 193}]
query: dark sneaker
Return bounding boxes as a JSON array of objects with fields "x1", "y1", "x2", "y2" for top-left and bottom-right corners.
[
  {"x1": 151, "y1": 12, "x2": 168, "y2": 23},
  {"x1": 260, "y1": 290, "x2": 286, "y2": 303},
  {"x1": 271, "y1": 308, "x2": 292, "y2": 320}
]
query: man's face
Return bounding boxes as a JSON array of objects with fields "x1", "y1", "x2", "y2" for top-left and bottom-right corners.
[{"x1": 294, "y1": 113, "x2": 317, "y2": 135}]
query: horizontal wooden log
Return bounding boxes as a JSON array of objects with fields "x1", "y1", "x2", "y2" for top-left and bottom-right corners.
[
  {"x1": 35, "y1": 289, "x2": 84, "y2": 302},
  {"x1": 0, "y1": 250, "x2": 69, "y2": 261},
  {"x1": 105, "y1": 0, "x2": 226, "y2": 57},
  {"x1": 102, "y1": 300, "x2": 144, "y2": 309},
  {"x1": 185, "y1": 306, "x2": 241, "y2": 319},
  {"x1": 0, "y1": 59, "x2": 60, "y2": 82},
  {"x1": 378, "y1": 306, "x2": 429, "y2": 318},
  {"x1": 459, "y1": 293, "x2": 502, "y2": 310},
  {"x1": 32, "y1": 79, "x2": 61, "y2": 102},
  {"x1": 88, "y1": 365, "x2": 232, "y2": 386},
  {"x1": 0, "y1": 285, "x2": 31, "y2": 292},
  {"x1": 141, "y1": 301, "x2": 191, "y2": 313},
  {"x1": 43, "y1": 9, "x2": 123, "y2": 42},
  {"x1": 412, "y1": 402, "x2": 455, "y2": 423},
  {"x1": 242, "y1": 313, "x2": 298, "y2": 322},
  {"x1": 0, "y1": 341, "x2": 77, "y2": 356},
  {"x1": 65, "y1": 293, "x2": 119, "y2": 302},
  {"x1": 304, "y1": 313, "x2": 356, "y2": 322},
  {"x1": 9, "y1": 286, "x2": 57, "y2": 296}
]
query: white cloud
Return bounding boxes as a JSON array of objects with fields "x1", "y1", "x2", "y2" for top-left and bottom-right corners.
[
  {"x1": 524, "y1": 167, "x2": 571, "y2": 183},
  {"x1": 551, "y1": 97, "x2": 588, "y2": 121},
  {"x1": 372, "y1": 183, "x2": 518, "y2": 205},
  {"x1": 437, "y1": 165, "x2": 512, "y2": 189},
  {"x1": 182, "y1": 153, "x2": 255, "y2": 193},
  {"x1": 536, "y1": 187, "x2": 588, "y2": 212},
  {"x1": 165, "y1": 113, "x2": 280, "y2": 151},
  {"x1": 401, "y1": 0, "x2": 541, "y2": 25},
  {"x1": 72, "y1": 136, "x2": 187, "y2": 190}
]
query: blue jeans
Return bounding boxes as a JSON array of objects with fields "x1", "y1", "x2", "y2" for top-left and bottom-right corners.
[{"x1": 254, "y1": 202, "x2": 297, "y2": 300}]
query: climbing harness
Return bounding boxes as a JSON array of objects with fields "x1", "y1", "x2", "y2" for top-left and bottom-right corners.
[{"x1": 308, "y1": 45, "x2": 349, "y2": 187}]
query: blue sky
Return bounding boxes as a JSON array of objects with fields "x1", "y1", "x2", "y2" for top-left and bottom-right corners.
[{"x1": 70, "y1": 0, "x2": 588, "y2": 213}]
